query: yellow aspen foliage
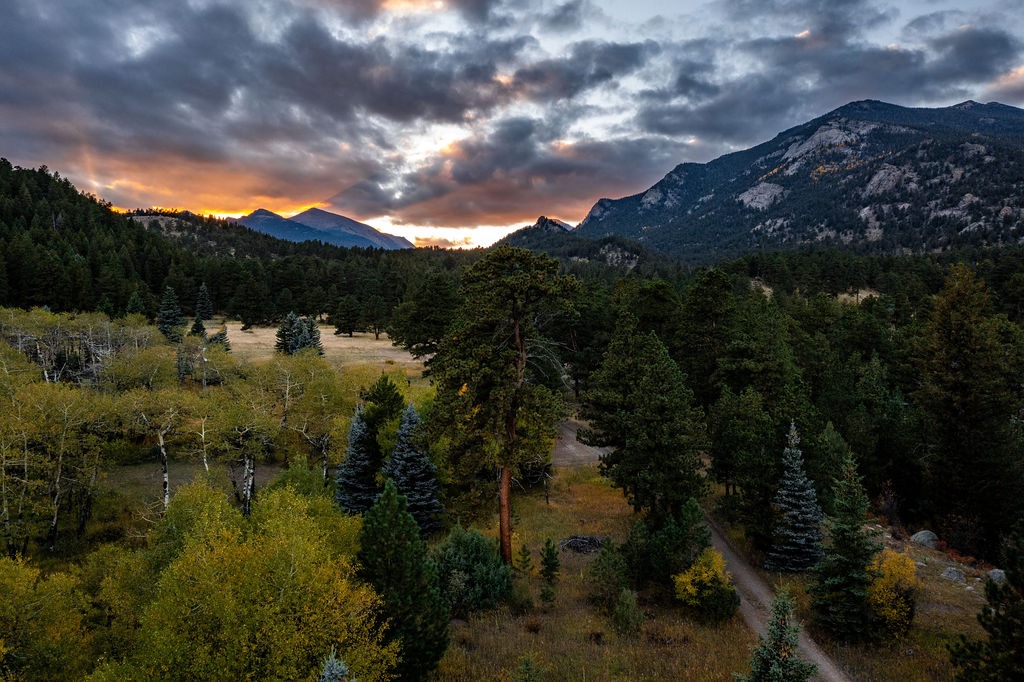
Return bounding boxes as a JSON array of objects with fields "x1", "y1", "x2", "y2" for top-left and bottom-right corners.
[
  {"x1": 867, "y1": 549, "x2": 922, "y2": 636},
  {"x1": 673, "y1": 548, "x2": 740, "y2": 621},
  {"x1": 0, "y1": 557, "x2": 91, "y2": 681}
]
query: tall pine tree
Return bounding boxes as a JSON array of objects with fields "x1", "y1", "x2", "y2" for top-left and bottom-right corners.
[
  {"x1": 764, "y1": 425, "x2": 824, "y2": 572},
  {"x1": 382, "y1": 403, "x2": 443, "y2": 536},
  {"x1": 195, "y1": 282, "x2": 214, "y2": 321},
  {"x1": 359, "y1": 479, "x2": 449, "y2": 681},
  {"x1": 916, "y1": 265, "x2": 1024, "y2": 557},
  {"x1": 810, "y1": 451, "x2": 881, "y2": 641},
  {"x1": 580, "y1": 313, "x2": 708, "y2": 527},
  {"x1": 335, "y1": 406, "x2": 380, "y2": 515},
  {"x1": 156, "y1": 286, "x2": 185, "y2": 343}
]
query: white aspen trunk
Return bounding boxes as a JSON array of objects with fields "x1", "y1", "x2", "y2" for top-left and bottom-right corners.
[
  {"x1": 158, "y1": 431, "x2": 169, "y2": 511},
  {"x1": 241, "y1": 452, "x2": 254, "y2": 516},
  {"x1": 199, "y1": 417, "x2": 210, "y2": 472}
]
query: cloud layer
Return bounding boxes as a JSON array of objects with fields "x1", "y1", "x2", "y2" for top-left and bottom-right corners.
[{"x1": 1, "y1": 0, "x2": 1021, "y2": 243}]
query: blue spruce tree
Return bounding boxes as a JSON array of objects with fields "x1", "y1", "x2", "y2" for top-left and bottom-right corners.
[
  {"x1": 382, "y1": 403, "x2": 443, "y2": 536},
  {"x1": 764, "y1": 424, "x2": 824, "y2": 572},
  {"x1": 335, "y1": 406, "x2": 381, "y2": 515}
]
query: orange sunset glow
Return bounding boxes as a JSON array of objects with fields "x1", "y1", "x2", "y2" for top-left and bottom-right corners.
[{"x1": 2, "y1": 0, "x2": 1020, "y2": 250}]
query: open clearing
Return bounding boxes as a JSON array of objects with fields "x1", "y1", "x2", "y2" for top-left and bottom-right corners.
[{"x1": 221, "y1": 320, "x2": 421, "y2": 371}]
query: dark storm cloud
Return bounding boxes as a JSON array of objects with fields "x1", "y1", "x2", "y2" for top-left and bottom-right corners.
[
  {"x1": 3, "y1": 0, "x2": 1023, "y2": 233},
  {"x1": 449, "y1": 0, "x2": 505, "y2": 23},
  {"x1": 902, "y1": 10, "x2": 966, "y2": 37},
  {"x1": 635, "y1": 3, "x2": 1023, "y2": 150},
  {"x1": 926, "y1": 27, "x2": 1021, "y2": 82},
  {"x1": 511, "y1": 40, "x2": 661, "y2": 99},
  {"x1": 539, "y1": 0, "x2": 591, "y2": 31}
]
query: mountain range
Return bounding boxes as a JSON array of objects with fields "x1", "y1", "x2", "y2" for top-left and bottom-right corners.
[
  {"x1": 236, "y1": 207, "x2": 413, "y2": 250},
  {"x1": 511, "y1": 100, "x2": 1024, "y2": 264}
]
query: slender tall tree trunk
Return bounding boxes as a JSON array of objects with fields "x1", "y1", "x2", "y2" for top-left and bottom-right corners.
[
  {"x1": 498, "y1": 308, "x2": 526, "y2": 565},
  {"x1": 158, "y1": 431, "x2": 169, "y2": 511},
  {"x1": 241, "y1": 452, "x2": 254, "y2": 516},
  {"x1": 499, "y1": 466, "x2": 512, "y2": 564}
]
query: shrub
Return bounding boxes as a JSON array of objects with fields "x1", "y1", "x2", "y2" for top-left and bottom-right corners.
[
  {"x1": 867, "y1": 550, "x2": 921, "y2": 637},
  {"x1": 589, "y1": 540, "x2": 628, "y2": 612},
  {"x1": 611, "y1": 588, "x2": 645, "y2": 635},
  {"x1": 673, "y1": 548, "x2": 740, "y2": 622},
  {"x1": 432, "y1": 525, "x2": 512, "y2": 617},
  {"x1": 622, "y1": 499, "x2": 710, "y2": 588}
]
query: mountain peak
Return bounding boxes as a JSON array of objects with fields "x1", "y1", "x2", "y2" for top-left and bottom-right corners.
[
  {"x1": 576, "y1": 99, "x2": 1024, "y2": 263},
  {"x1": 246, "y1": 208, "x2": 283, "y2": 219}
]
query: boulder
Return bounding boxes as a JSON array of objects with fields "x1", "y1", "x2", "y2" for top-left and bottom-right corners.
[
  {"x1": 941, "y1": 567, "x2": 966, "y2": 583},
  {"x1": 988, "y1": 569, "x2": 1007, "y2": 584},
  {"x1": 911, "y1": 530, "x2": 938, "y2": 548}
]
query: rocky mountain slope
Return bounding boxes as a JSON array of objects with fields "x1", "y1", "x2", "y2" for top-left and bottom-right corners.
[
  {"x1": 575, "y1": 100, "x2": 1024, "y2": 263},
  {"x1": 500, "y1": 216, "x2": 669, "y2": 272}
]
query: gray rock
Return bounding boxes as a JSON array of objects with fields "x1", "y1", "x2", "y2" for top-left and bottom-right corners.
[
  {"x1": 988, "y1": 569, "x2": 1007, "y2": 584},
  {"x1": 941, "y1": 567, "x2": 966, "y2": 583},
  {"x1": 911, "y1": 530, "x2": 939, "y2": 548}
]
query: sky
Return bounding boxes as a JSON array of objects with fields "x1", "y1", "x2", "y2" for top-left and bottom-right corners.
[{"x1": 2, "y1": 1, "x2": 1023, "y2": 247}]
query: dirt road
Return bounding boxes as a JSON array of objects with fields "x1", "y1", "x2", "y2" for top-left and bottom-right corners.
[{"x1": 552, "y1": 418, "x2": 853, "y2": 682}]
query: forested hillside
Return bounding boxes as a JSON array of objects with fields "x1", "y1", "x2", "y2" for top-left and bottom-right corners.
[
  {"x1": 0, "y1": 159, "x2": 477, "y2": 329},
  {"x1": 1, "y1": 157, "x2": 1023, "y2": 680}
]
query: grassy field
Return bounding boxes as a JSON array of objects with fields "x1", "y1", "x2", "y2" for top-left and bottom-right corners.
[
  {"x1": 223, "y1": 321, "x2": 421, "y2": 369},
  {"x1": 437, "y1": 466, "x2": 756, "y2": 681}
]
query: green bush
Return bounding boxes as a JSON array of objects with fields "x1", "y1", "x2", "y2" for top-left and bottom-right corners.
[
  {"x1": 622, "y1": 500, "x2": 710, "y2": 588},
  {"x1": 589, "y1": 540, "x2": 628, "y2": 611},
  {"x1": 432, "y1": 525, "x2": 512, "y2": 616},
  {"x1": 611, "y1": 588, "x2": 645, "y2": 635}
]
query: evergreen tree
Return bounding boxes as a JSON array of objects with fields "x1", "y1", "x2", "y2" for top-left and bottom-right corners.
[
  {"x1": 382, "y1": 404, "x2": 443, "y2": 536},
  {"x1": 362, "y1": 375, "x2": 405, "y2": 440},
  {"x1": 764, "y1": 425, "x2": 824, "y2": 572},
  {"x1": 335, "y1": 407, "x2": 381, "y2": 515},
  {"x1": 317, "y1": 652, "x2": 354, "y2": 682},
  {"x1": 275, "y1": 312, "x2": 324, "y2": 355},
  {"x1": 540, "y1": 538, "x2": 560, "y2": 585},
  {"x1": 916, "y1": 265, "x2": 1024, "y2": 557},
  {"x1": 736, "y1": 591, "x2": 816, "y2": 682},
  {"x1": 580, "y1": 313, "x2": 708, "y2": 527},
  {"x1": 539, "y1": 537, "x2": 560, "y2": 604},
  {"x1": 125, "y1": 288, "x2": 147, "y2": 316},
  {"x1": 516, "y1": 544, "x2": 534, "y2": 576},
  {"x1": 359, "y1": 479, "x2": 449, "y2": 681},
  {"x1": 950, "y1": 521, "x2": 1024, "y2": 680},
  {"x1": 195, "y1": 282, "x2": 214, "y2": 321},
  {"x1": 208, "y1": 323, "x2": 231, "y2": 351},
  {"x1": 810, "y1": 452, "x2": 881, "y2": 641},
  {"x1": 156, "y1": 286, "x2": 185, "y2": 342},
  {"x1": 332, "y1": 295, "x2": 362, "y2": 337},
  {"x1": 427, "y1": 246, "x2": 576, "y2": 564},
  {"x1": 187, "y1": 317, "x2": 206, "y2": 338}
]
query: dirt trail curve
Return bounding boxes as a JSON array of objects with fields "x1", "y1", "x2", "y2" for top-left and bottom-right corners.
[{"x1": 553, "y1": 418, "x2": 853, "y2": 682}]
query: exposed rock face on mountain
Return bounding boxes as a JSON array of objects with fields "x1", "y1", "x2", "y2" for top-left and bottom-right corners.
[
  {"x1": 576, "y1": 100, "x2": 1024, "y2": 263},
  {"x1": 499, "y1": 216, "x2": 662, "y2": 271},
  {"x1": 237, "y1": 208, "x2": 412, "y2": 250}
]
